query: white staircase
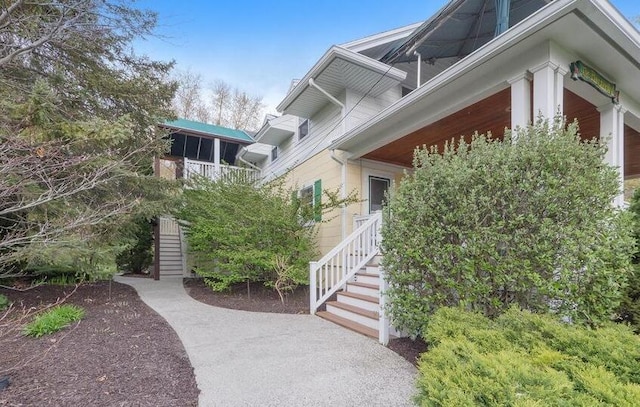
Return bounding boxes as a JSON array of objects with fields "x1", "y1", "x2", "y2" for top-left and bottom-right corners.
[
  {"x1": 158, "y1": 217, "x2": 185, "y2": 278},
  {"x1": 310, "y1": 212, "x2": 392, "y2": 344},
  {"x1": 317, "y1": 258, "x2": 383, "y2": 339}
]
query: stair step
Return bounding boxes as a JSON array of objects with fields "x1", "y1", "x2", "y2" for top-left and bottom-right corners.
[
  {"x1": 316, "y1": 311, "x2": 378, "y2": 339},
  {"x1": 365, "y1": 265, "x2": 380, "y2": 275},
  {"x1": 347, "y1": 281, "x2": 379, "y2": 297},
  {"x1": 326, "y1": 301, "x2": 378, "y2": 329},
  {"x1": 327, "y1": 301, "x2": 378, "y2": 320},
  {"x1": 354, "y1": 272, "x2": 379, "y2": 285},
  {"x1": 337, "y1": 291, "x2": 379, "y2": 312}
]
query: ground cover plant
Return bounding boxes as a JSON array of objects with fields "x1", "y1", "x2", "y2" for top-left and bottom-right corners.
[
  {"x1": 416, "y1": 307, "x2": 640, "y2": 406},
  {"x1": 23, "y1": 304, "x2": 85, "y2": 337},
  {"x1": 382, "y1": 118, "x2": 635, "y2": 335}
]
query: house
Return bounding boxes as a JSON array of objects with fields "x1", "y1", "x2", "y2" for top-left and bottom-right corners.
[
  {"x1": 241, "y1": 0, "x2": 640, "y2": 343},
  {"x1": 153, "y1": 119, "x2": 259, "y2": 280}
]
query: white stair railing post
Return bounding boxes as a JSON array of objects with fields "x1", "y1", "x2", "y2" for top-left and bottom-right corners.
[
  {"x1": 378, "y1": 265, "x2": 390, "y2": 345},
  {"x1": 310, "y1": 261, "x2": 318, "y2": 315}
]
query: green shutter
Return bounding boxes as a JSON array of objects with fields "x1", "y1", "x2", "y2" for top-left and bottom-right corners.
[{"x1": 313, "y1": 179, "x2": 322, "y2": 222}]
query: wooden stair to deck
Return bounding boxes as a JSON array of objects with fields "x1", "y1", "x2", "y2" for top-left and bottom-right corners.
[{"x1": 316, "y1": 311, "x2": 378, "y2": 339}]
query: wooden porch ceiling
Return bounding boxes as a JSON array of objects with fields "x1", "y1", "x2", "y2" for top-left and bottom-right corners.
[{"x1": 362, "y1": 88, "x2": 640, "y2": 178}]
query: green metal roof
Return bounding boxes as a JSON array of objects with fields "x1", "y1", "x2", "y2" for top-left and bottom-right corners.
[{"x1": 162, "y1": 119, "x2": 255, "y2": 144}]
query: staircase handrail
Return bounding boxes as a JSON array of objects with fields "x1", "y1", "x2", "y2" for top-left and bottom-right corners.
[{"x1": 309, "y1": 212, "x2": 382, "y2": 314}]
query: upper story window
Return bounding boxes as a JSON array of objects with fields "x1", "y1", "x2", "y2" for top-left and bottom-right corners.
[
  {"x1": 271, "y1": 146, "x2": 278, "y2": 162},
  {"x1": 298, "y1": 119, "x2": 309, "y2": 140}
]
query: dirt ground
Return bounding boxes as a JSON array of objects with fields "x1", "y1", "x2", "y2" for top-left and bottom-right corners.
[{"x1": 0, "y1": 281, "x2": 198, "y2": 407}]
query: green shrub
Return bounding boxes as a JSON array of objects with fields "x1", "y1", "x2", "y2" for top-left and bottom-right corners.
[
  {"x1": 382, "y1": 118, "x2": 634, "y2": 335},
  {"x1": 0, "y1": 294, "x2": 9, "y2": 311},
  {"x1": 115, "y1": 217, "x2": 154, "y2": 274},
  {"x1": 617, "y1": 188, "x2": 640, "y2": 331},
  {"x1": 417, "y1": 307, "x2": 640, "y2": 406},
  {"x1": 24, "y1": 304, "x2": 85, "y2": 337},
  {"x1": 178, "y1": 177, "x2": 315, "y2": 292}
]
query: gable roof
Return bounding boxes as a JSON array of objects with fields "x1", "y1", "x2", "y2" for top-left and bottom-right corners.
[{"x1": 161, "y1": 119, "x2": 254, "y2": 144}]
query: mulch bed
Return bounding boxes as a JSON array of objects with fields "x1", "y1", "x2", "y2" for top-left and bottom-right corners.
[
  {"x1": 387, "y1": 337, "x2": 429, "y2": 367},
  {"x1": 183, "y1": 277, "x2": 428, "y2": 365},
  {"x1": 183, "y1": 278, "x2": 309, "y2": 314},
  {"x1": 0, "y1": 281, "x2": 198, "y2": 407}
]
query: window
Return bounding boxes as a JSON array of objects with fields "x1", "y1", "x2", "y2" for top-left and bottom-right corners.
[
  {"x1": 169, "y1": 133, "x2": 186, "y2": 157},
  {"x1": 271, "y1": 146, "x2": 278, "y2": 162},
  {"x1": 369, "y1": 176, "x2": 390, "y2": 213},
  {"x1": 185, "y1": 136, "x2": 200, "y2": 159},
  {"x1": 298, "y1": 179, "x2": 321, "y2": 222},
  {"x1": 298, "y1": 119, "x2": 309, "y2": 140}
]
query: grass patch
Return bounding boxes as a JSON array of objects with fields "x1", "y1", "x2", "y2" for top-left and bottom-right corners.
[{"x1": 24, "y1": 304, "x2": 85, "y2": 338}]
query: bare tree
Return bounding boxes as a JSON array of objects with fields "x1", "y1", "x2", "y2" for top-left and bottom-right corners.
[
  {"x1": 172, "y1": 70, "x2": 210, "y2": 122},
  {"x1": 211, "y1": 79, "x2": 231, "y2": 126},
  {"x1": 172, "y1": 74, "x2": 264, "y2": 131},
  {"x1": 228, "y1": 88, "x2": 264, "y2": 131}
]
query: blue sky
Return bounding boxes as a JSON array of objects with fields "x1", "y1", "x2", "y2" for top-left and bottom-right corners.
[{"x1": 134, "y1": 0, "x2": 638, "y2": 114}]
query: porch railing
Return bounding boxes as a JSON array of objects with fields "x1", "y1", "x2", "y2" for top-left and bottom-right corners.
[
  {"x1": 309, "y1": 211, "x2": 382, "y2": 314},
  {"x1": 184, "y1": 158, "x2": 260, "y2": 183}
]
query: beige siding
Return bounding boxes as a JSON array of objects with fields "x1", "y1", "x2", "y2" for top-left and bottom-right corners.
[
  {"x1": 283, "y1": 153, "x2": 410, "y2": 257},
  {"x1": 282, "y1": 150, "x2": 343, "y2": 256}
]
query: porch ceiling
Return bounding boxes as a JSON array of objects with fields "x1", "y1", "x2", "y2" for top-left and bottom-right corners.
[
  {"x1": 362, "y1": 88, "x2": 511, "y2": 167},
  {"x1": 360, "y1": 88, "x2": 640, "y2": 177}
]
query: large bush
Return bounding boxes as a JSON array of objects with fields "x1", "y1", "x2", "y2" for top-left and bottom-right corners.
[
  {"x1": 178, "y1": 177, "x2": 316, "y2": 292},
  {"x1": 382, "y1": 118, "x2": 634, "y2": 335},
  {"x1": 617, "y1": 188, "x2": 640, "y2": 331},
  {"x1": 416, "y1": 307, "x2": 640, "y2": 406}
]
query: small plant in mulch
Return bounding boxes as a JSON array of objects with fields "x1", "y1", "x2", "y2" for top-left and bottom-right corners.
[
  {"x1": 23, "y1": 304, "x2": 85, "y2": 338},
  {"x1": 0, "y1": 294, "x2": 9, "y2": 311}
]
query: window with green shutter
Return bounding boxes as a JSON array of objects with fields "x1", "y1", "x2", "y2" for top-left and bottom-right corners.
[
  {"x1": 313, "y1": 179, "x2": 322, "y2": 222},
  {"x1": 298, "y1": 179, "x2": 322, "y2": 223}
]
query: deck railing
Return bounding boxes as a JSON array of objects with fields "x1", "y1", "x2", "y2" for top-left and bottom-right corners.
[
  {"x1": 309, "y1": 212, "x2": 382, "y2": 314},
  {"x1": 184, "y1": 158, "x2": 260, "y2": 183}
]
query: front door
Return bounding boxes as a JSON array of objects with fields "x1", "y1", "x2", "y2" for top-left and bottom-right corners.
[{"x1": 369, "y1": 176, "x2": 390, "y2": 213}]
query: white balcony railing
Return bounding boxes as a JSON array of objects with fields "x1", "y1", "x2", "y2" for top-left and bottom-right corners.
[{"x1": 184, "y1": 158, "x2": 260, "y2": 183}]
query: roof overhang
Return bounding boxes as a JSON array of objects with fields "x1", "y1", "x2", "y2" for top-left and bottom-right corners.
[
  {"x1": 340, "y1": 22, "x2": 422, "y2": 60},
  {"x1": 277, "y1": 46, "x2": 407, "y2": 117},
  {"x1": 382, "y1": 0, "x2": 553, "y2": 64},
  {"x1": 237, "y1": 143, "x2": 272, "y2": 163},
  {"x1": 253, "y1": 114, "x2": 297, "y2": 145},
  {"x1": 330, "y1": 0, "x2": 640, "y2": 156}
]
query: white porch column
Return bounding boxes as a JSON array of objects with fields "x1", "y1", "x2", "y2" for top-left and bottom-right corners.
[
  {"x1": 599, "y1": 103, "x2": 626, "y2": 206},
  {"x1": 213, "y1": 137, "x2": 221, "y2": 178},
  {"x1": 508, "y1": 73, "x2": 532, "y2": 135},
  {"x1": 531, "y1": 62, "x2": 566, "y2": 121}
]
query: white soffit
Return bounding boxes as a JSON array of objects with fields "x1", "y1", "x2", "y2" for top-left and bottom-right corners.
[
  {"x1": 254, "y1": 114, "x2": 297, "y2": 145},
  {"x1": 277, "y1": 46, "x2": 407, "y2": 118}
]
